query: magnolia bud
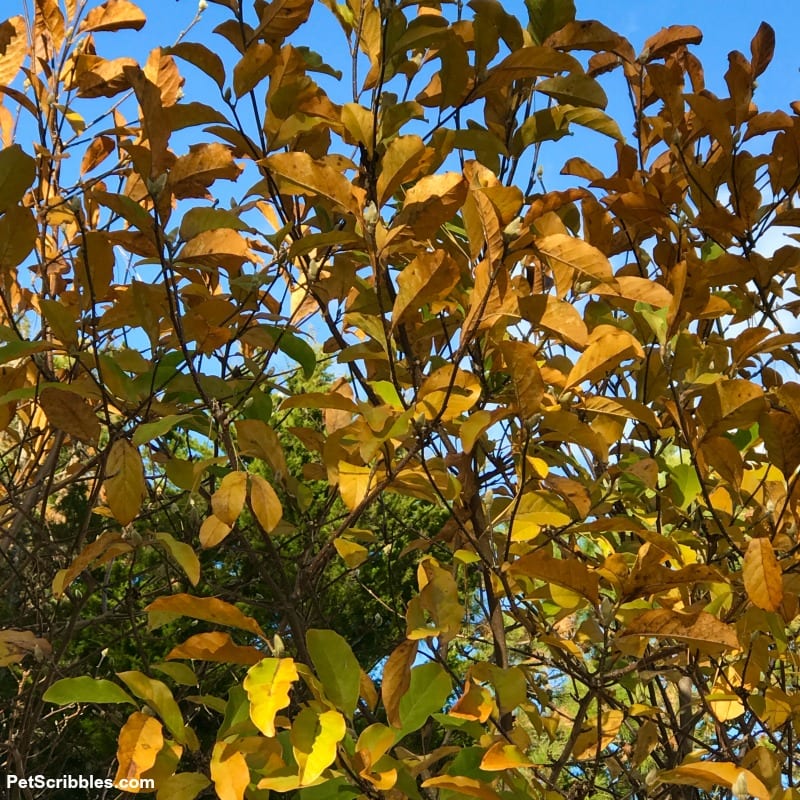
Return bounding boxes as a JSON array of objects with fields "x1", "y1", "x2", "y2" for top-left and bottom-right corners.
[
  {"x1": 503, "y1": 217, "x2": 523, "y2": 240},
  {"x1": 644, "y1": 768, "x2": 659, "y2": 789},
  {"x1": 363, "y1": 201, "x2": 379, "y2": 230},
  {"x1": 198, "y1": 0, "x2": 208, "y2": 10},
  {"x1": 732, "y1": 772, "x2": 750, "y2": 799},
  {"x1": 146, "y1": 173, "x2": 168, "y2": 197}
]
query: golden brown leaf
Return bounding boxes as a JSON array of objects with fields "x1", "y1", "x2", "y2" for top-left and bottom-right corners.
[
  {"x1": 79, "y1": 0, "x2": 146, "y2": 34},
  {"x1": 39, "y1": 388, "x2": 100, "y2": 443},
  {"x1": 621, "y1": 609, "x2": 739, "y2": 651},
  {"x1": 381, "y1": 639, "x2": 418, "y2": 728},
  {"x1": 145, "y1": 594, "x2": 265, "y2": 637},
  {"x1": 743, "y1": 538, "x2": 783, "y2": 612},
  {"x1": 166, "y1": 632, "x2": 263, "y2": 665},
  {"x1": 104, "y1": 440, "x2": 146, "y2": 526}
]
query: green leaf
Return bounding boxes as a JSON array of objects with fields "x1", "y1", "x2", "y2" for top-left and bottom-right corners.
[
  {"x1": 43, "y1": 677, "x2": 135, "y2": 706},
  {"x1": 179, "y1": 207, "x2": 253, "y2": 241},
  {"x1": 151, "y1": 662, "x2": 199, "y2": 686},
  {"x1": 133, "y1": 414, "x2": 197, "y2": 445},
  {"x1": 0, "y1": 340, "x2": 54, "y2": 367},
  {"x1": 296, "y1": 46, "x2": 343, "y2": 80},
  {"x1": 397, "y1": 662, "x2": 452, "y2": 735},
  {"x1": 153, "y1": 532, "x2": 201, "y2": 586},
  {"x1": 156, "y1": 772, "x2": 211, "y2": 800},
  {"x1": 298, "y1": 778, "x2": 360, "y2": 800},
  {"x1": 117, "y1": 670, "x2": 187, "y2": 743},
  {"x1": 306, "y1": 629, "x2": 361, "y2": 717},
  {"x1": 262, "y1": 326, "x2": 316, "y2": 378},
  {"x1": 668, "y1": 463, "x2": 702, "y2": 510},
  {"x1": 526, "y1": 0, "x2": 575, "y2": 44},
  {"x1": 220, "y1": 685, "x2": 258, "y2": 739},
  {"x1": 537, "y1": 74, "x2": 607, "y2": 110}
]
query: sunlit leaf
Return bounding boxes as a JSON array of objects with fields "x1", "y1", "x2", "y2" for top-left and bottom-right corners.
[
  {"x1": 104, "y1": 440, "x2": 146, "y2": 526},
  {"x1": 743, "y1": 538, "x2": 783, "y2": 612},
  {"x1": 43, "y1": 677, "x2": 135, "y2": 706},
  {"x1": 145, "y1": 594, "x2": 265, "y2": 638},
  {"x1": 307, "y1": 629, "x2": 361, "y2": 717},
  {"x1": 244, "y1": 658, "x2": 299, "y2": 737}
]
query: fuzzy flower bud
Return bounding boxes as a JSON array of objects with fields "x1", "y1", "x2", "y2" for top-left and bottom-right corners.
[{"x1": 363, "y1": 201, "x2": 379, "y2": 231}]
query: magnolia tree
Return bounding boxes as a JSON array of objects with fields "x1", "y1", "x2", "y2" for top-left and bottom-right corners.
[{"x1": 1, "y1": 0, "x2": 800, "y2": 798}]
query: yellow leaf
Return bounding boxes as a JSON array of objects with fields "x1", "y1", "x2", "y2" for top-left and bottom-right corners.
[
  {"x1": 460, "y1": 410, "x2": 494, "y2": 453},
  {"x1": 114, "y1": 712, "x2": 164, "y2": 787},
  {"x1": 377, "y1": 135, "x2": 432, "y2": 206},
  {"x1": 292, "y1": 707, "x2": 346, "y2": 786},
  {"x1": 518, "y1": 295, "x2": 588, "y2": 350},
  {"x1": 697, "y1": 379, "x2": 767, "y2": 435},
  {"x1": 235, "y1": 419, "x2": 288, "y2": 477},
  {"x1": 660, "y1": 762, "x2": 769, "y2": 800},
  {"x1": 480, "y1": 741, "x2": 535, "y2": 771},
  {"x1": 572, "y1": 709, "x2": 624, "y2": 759},
  {"x1": 249, "y1": 474, "x2": 283, "y2": 533},
  {"x1": 245, "y1": 658, "x2": 299, "y2": 737},
  {"x1": 537, "y1": 233, "x2": 616, "y2": 294},
  {"x1": 211, "y1": 741, "x2": 250, "y2": 800},
  {"x1": 507, "y1": 491, "x2": 572, "y2": 541},
  {"x1": 211, "y1": 471, "x2": 247, "y2": 526},
  {"x1": 381, "y1": 639, "x2": 418, "y2": 728},
  {"x1": 414, "y1": 558, "x2": 465, "y2": 642},
  {"x1": 499, "y1": 341, "x2": 546, "y2": 418},
  {"x1": 338, "y1": 462, "x2": 373, "y2": 511},
  {"x1": 708, "y1": 692, "x2": 745, "y2": 722},
  {"x1": 392, "y1": 249, "x2": 460, "y2": 325},
  {"x1": 388, "y1": 171, "x2": 468, "y2": 243},
  {"x1": 262, "y1": 152, "x2": 365, "y2": 216},
  {"x1": 743, "y1": 537, "x2": 783, "y2": 612},
  {"x1": 145, "y1": 594, "x2": 265, "y2": 637},
  {"x1": 509, "y1": 549, "x2": 598, "y2": 604},
  {"x1": 632, "y1": 719, "x2": 659, "y2": 766},
  {"x1": 416, "y1": 367, "x2": 481, "y2": 422},
  {"x1": 341, "y1": 102, "x2": 374, "y2": 151},
  {"x1": 334, "y1": 537, "x2": 368, "y2": 568},
  {"x1": 199, "y1": 515, "x2": 232, "y2": 549},
  {"x1": 565, "y1": 325, "x2": 644, "y2": 389},
  {"x1": 356, "y1": 723, "x2": 395, "y2": 765},
  {"x1": 450, "y1": 680, "x2": 494, "y2": 722},
  {"x1": 52, "y1": 532, "x2": 132, "y2": 598},
  {"x1": 104, "y1": 440, "x2": 146, "y2": 525},
  {"x1": 232, "y1": 42, "x2": 274, "y2": 97},
  {"x1": 0, "y1": 17, "x2": 27, "y2": 88}
]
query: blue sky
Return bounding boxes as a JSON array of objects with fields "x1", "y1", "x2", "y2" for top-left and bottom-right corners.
[{"x1": 93, "y1": 0, "x2": 799, "y2": 115}]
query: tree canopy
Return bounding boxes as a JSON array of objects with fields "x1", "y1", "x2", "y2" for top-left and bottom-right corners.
[{"x1": 2, "y1": 1, "x2": 800, "y2": 799}]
